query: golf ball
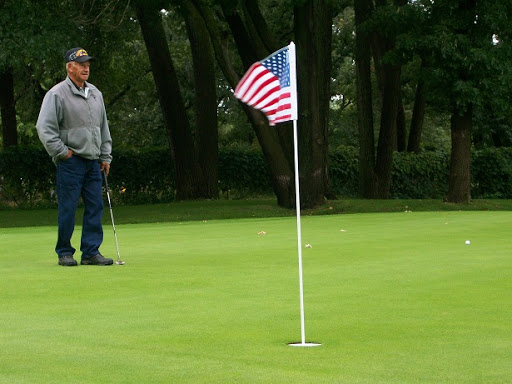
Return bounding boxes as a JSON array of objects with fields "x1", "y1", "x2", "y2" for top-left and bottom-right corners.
[{"x1": 465, "y1": 240, "x2": 470, "y2": 245}]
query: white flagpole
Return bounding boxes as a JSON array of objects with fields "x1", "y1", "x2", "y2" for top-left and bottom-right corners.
[
  {"x1": 287, "y1": 42, "x2": 320, "y2": 347},
  {"x1": 293, "y1": 118, "x2": 306, "y2": 345}
]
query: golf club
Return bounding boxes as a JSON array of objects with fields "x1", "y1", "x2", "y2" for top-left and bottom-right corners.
[{"x1": 103, "y1": 171, "x2": 125, "y2": 265}]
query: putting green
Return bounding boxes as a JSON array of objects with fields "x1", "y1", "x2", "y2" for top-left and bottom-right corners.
[{"x1": 1, "y1": 211, "x2": 511, "y2": 383}]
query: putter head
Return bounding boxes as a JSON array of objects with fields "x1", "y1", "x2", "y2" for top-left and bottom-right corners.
[{"x1": 115, "y1": 260, "x2": 125, "y2": 265}]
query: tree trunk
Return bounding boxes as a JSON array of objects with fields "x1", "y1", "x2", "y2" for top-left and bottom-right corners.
[
  {"x1": 396, "y1": 100, "x2": 406, "y2": 152},
  {"x1": 181, "y1": 0, "x2": 218, "y2": 198},
  {"x1": 192, "y1": 0, "x2": 296, "y2": 207},
  {"x1": 220, "y1": 3, "x2": 262, "y2": 68},
  {"x1": 354, "y1": 0, "x2": 377, "y2": 198},
  {"x1": 408, "y1": 65, "x2": 426, "y2": 153},
  {"x1": 0, "y1": 67, "x2": 18, "y2": 148},
  {"x1": 134, "y1": 3, "x2": 204, "y2": 199},
  {"x1": 375, "y1": 62, "x2": 401, "y2": 198},
  {"x1": 246, "y1": 108, "x2": 296, "y2": 207},
  {"x1": 243, "y1": 0, "x2": 280, "y2": 53},
  {"x1": 294, "y1": 0, "x2": 335, "y2": 207},
  {"x1": 370, "y1": 0, "x2": 406, "y2": 196},
  {"x1": 446, "y1": 0, "x2": 476, "y2": 203},
  {"x1": 447, "y1": 106, "x2": 472, "y2": 203},
  {"x1": 371, "y1": 2, "x2": 405, "y2": 154}
]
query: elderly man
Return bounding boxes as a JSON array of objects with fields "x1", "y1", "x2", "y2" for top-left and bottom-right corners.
[{"x1": 37, "y1": 47, "x2": 113, "y2": 266}]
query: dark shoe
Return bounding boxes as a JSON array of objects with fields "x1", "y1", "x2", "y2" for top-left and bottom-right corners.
[
  {"x1": 81, "y1": 254, "x2": 113, "y2": 265},
  {"x1": 58, "y1": 255, "x2": 77, "y2": 266}
]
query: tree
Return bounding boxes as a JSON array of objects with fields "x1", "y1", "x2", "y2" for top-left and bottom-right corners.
[
  {"x1": 447, "y1": 0, "x2": 477, "y2": 203},
  {"x1": 0, "y1": 0, "x2": 70, "y2": 147},
  {"x1": 354, "y1": 0, "x2": 413, "y2": 198},
  {"x1": 407, "y1": 59, "x2": 426, "y2": 153},
  {"x1": 294, "y1": 0, "x2": 336, "y2": 205},
  {"x1": 354, "y1": 0, "x2": 376, "y2": 197},
  {"x1": 212, "y1": 0, "x2": 298, "y2": 207},
  {"x1": 420, "y1": 0, "x2": 512, "y2": 202},
  {"x1": 133, "y1": 1, "x2": 212, "y2": 199},
  {"x1": 0, "y1": 0, "x2": 137, "y2": 148},
  {"x1": 180, "y1": 0, "x2": 219, "y2": 197},
  {"x1": 372, "y1": 1, "x2": 407, "y2": 196},
  {"x1": 196, "y1": 0, "x2": 335, "y2": 208},
  {"x1": 0, "y1": 67, "x2": 17, "y2": 148}
]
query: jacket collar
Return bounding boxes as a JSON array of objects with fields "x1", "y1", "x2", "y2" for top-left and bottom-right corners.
[{"x1": 66, "y1": 76, "x2": 90, "y2": 97}]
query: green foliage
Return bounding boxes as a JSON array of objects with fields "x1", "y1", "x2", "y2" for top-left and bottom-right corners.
[
  {"x1": 471, "y1": 147, "x2": 512, "y2": 199},
  {"x1": 0, "y1": 146, "x2": 55, "y2": 207},
  {"x1": 391, "y1": 150, "x2": 450, "y2": 199},
  {"x1": 328, "y1": 146, "x2": 512, "y2": 199},
  {"x1": 107, "y1": 148, "x2": 176, "y2": 204},
  {"x1": 3, "y1": 0, "x2": 512, "y2": 199},
  {"x1": 0, "y1": 146, "x2": 274, "y2": 206},
  {"x1": 329, "y1": 145, "x2": 359, "y2": 197},
  {"x1": 0, "y1": 0, "x2": 81, "y2": 131},
  {"x1": 329, "y1": 103, "x2": 359, "y2": 148},
  {"x1": 329, "y1": 147, "x2": 452, "y2": 199},
  {"x1": 420, "y1": 0, "x2": 512, "y2": 115},
  {"x1": 218, "y1": 144, "x2": 272, "y2": 196}
]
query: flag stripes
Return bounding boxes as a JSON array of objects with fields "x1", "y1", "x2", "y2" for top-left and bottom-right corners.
[{"x1": 234, "y1": 44, "x2": 296, "y2": 126}]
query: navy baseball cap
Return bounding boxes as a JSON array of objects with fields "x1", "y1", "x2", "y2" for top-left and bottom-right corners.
[{"x1": 65, "y1": 47, "x2": 95, "y2": 63}]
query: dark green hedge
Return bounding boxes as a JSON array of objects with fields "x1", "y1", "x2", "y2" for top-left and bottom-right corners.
[
  {"x1": 471, "y1": 147, "x2": 512, "y2": 198},
  {"x1": 1, "y1": 145, "x2": 511, "y2": 207},
  {"x1": 105, "y1": 149, "x2": 175, "y2": 204},
  {"x1": 0, "y1": 146, "x2": 274, "y2": 206},
  {"x1": 391, "y1": 151, "x2": 450, "y2": 199},
  {"x1": 218, "y1": 145, "x2": 272, "y2": 196},
  {"x1": 328, "y1": 147, "x2": 452, "y2": 198},
  {"x1": 328, "y1": 146, "x2": 360, "y2": 197},
  {"x1": 0, "y1": 146, "x2": 56, "y2": 206}
]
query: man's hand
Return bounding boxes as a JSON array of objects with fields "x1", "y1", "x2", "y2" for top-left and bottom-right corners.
[
  {"x1": 100, "y1": 162, "x2": 110, "y2": 176},
  {"x1": 64, "y1": 149, "x2": 73, "y2": 159}
]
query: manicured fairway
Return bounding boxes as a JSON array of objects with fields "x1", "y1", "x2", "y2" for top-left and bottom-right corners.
[{"x1": 1, "y1": 211, "x2": 511, "y2": 383}]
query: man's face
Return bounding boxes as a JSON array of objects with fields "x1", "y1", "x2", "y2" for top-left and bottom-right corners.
[{"x1": 68, "y1": 61, "x2": 90, "y2": 85}]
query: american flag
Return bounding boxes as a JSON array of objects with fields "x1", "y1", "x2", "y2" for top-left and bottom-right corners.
[{"x1": 234, "y1": 44, "x2": 297, "y2": 126}]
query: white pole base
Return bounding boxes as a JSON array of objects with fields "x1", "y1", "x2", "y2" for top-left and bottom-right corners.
[{"x1": 288, "y1": 342, "x2": 322, "y2": 347}]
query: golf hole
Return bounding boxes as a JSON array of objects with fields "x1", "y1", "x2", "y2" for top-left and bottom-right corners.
[{"x1": 288, "y1": 342, "x2": 322, "y2": 347}]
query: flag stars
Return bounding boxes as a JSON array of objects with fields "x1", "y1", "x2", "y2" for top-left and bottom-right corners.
[{"x1": 262, "y1": 49, "x2": 290, "y2": 88}]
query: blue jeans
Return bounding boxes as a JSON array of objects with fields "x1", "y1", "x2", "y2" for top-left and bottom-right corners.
[{"x1": 55, "y1": 155, "x2": 104, "y2": 259}]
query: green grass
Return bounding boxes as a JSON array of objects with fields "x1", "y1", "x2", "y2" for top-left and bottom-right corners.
[
  {"x1": 1, "y1": 198, "x2": 512, "y2": 228},
  {"x1": 1, "y1": 207, "x2": 512, "y2": 383}
]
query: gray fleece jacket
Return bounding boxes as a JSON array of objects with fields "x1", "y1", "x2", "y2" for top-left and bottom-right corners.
[{"x1": 36, "y1": 76, "x2": 112, "y2": 164}]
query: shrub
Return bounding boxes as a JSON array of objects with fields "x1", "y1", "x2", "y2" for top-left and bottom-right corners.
[
  {"x1": 218, "y1": 144, "x2": 272, "y2": 197},
  {"x1": 391, "y1": 151, "x2": 450, "y2": 199},
  {"x1": 107, "y1": 149, "x2": 175, "y2": 205},
  {"x1": 329, "y1": 146, "x2": 359, "y2": 197},
  {"x1": 1, "y1": 145, "x2": 511, "y2": 207},
  {"x1": 0, "y1": 146, "x2": 56, "y2": 207},
  {"x1": 471, "y1": 147, "x2": 512, "y2": 198}
]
